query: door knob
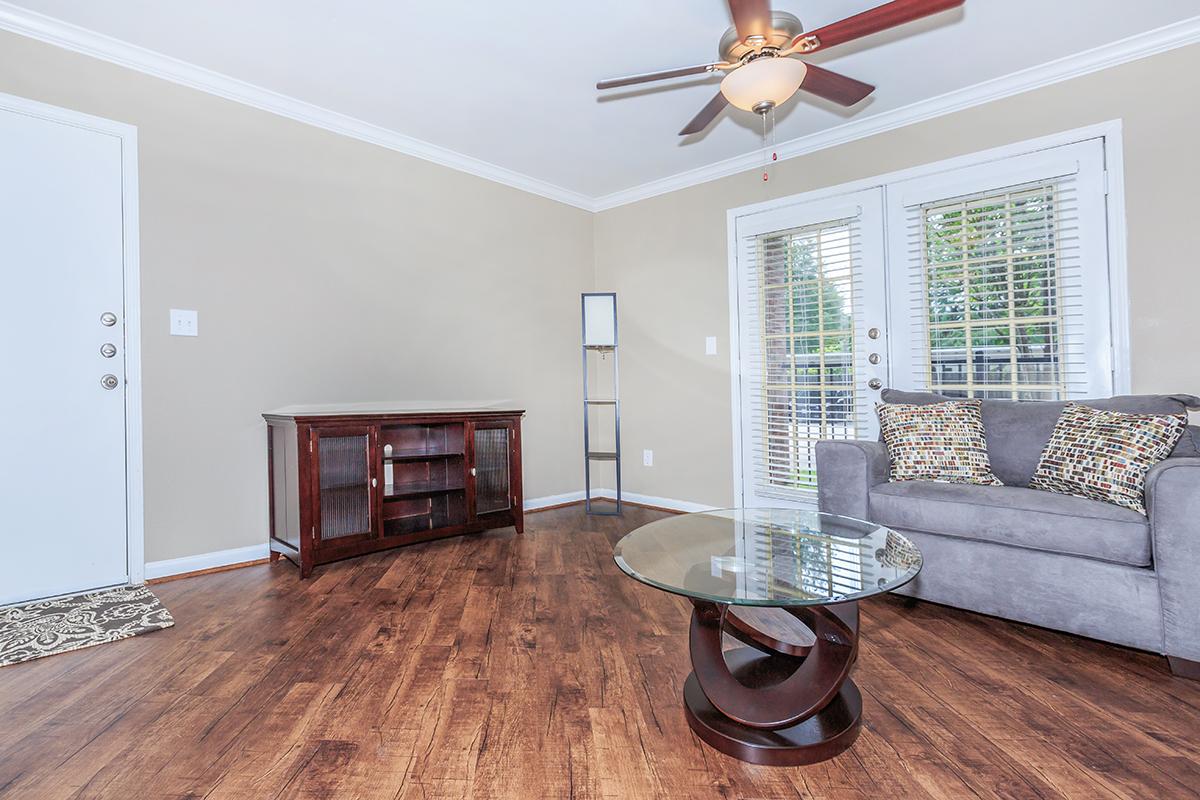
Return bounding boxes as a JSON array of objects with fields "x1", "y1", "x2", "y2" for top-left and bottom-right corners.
[
  {"x1": 868, "y1": 353, "x2": 881, "y2": 365},
  {"x1": 868, "y1": 378, "x2": 882, "y2": 390},
  {"x1": 100, "y1": 343, "x2": 117, "y2": 358},
  {"x1": 867, "y1": 327, "x2": 880, "y2": 340},
  {"x1": 100, "y1": 312, "x2": 118, "y2": 327},
  {"x1": 100, "y1": 374, "x2": 120, "y2": 390}
]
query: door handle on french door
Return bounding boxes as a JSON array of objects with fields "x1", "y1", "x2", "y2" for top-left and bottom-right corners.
[
  {"x1": 100, "y1": 312, "x2": 117, "y2": 327},
  {"x1": 100, "y1": 343, "x2": 117, "y2": 358}
]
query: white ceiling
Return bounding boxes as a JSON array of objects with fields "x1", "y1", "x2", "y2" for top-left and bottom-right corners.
[{"x1": 4, "y1": 1, "x2": 1199, "y2": 202}]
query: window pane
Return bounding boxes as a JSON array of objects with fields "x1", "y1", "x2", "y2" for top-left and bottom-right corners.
[
  {"x1": 756, "y1": 221, "x2": 857, "y2": 493},
  {"x1": 922, "y1": 184, "x2": 1066, "y2": 400}
]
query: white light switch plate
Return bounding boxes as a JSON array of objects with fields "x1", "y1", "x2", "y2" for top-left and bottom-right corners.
[
  {"x1": 705, "y1": 336, "x2": 717, "y2": 355},
  {"x1": 170, "y1": 308, "x2": 198, "y2": 336},
  {"x1": 643, "y1": 449, "x2": 653, "y2": 466}
]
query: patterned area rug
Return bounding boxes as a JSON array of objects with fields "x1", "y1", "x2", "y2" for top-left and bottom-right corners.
[{"x1": 0, "y1": 585, "x2": 174, "y2": 667}]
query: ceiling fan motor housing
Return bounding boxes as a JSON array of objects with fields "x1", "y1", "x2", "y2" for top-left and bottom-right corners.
[{"x1": 718, "y1": 11, "x2": 804, "y2": 62}]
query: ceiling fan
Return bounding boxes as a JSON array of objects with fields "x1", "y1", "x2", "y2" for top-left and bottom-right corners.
[{"x1": 597, "y1": 0, "x2": 964, "y2": 135}]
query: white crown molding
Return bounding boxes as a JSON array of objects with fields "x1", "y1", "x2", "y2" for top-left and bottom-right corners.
[
  {"x1": 2, "y1": 3, "x2": 1198, "y2": 213},
  {"x1": 591, "y1": 16, "x2": 1200, "y2": 211},
  {"x1": 0, "y1": 2, "x2": 595, "y2": 211}
]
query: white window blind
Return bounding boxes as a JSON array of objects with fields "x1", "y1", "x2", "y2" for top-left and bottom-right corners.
[
  {"x1": 743, "y1": 214, "x2": 869, "y2": 499},
  {"x1": 914, "y1": 180, "x2": 1072, "y2": 399},
  {"x1": 888, "y1": 140, "x2": 1114, "y2": 400}
]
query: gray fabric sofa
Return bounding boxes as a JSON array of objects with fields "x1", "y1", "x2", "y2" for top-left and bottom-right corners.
[{"x1": 816, "y1": 389, "x2": 1200, "y2": 678}]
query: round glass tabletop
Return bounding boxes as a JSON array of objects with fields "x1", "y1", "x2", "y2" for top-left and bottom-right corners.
[{"x1": 613, "y1": 508, "x2": 922, "y2": 607}]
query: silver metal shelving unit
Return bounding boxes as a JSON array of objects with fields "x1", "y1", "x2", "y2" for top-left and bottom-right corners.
[{"x1": 581, "y1": 292, "x2": 621, "y2": 515}]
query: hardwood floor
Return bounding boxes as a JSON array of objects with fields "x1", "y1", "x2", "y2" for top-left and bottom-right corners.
[{"x1": 2, "y1": 503, "x2": 1199, "y2": 799}]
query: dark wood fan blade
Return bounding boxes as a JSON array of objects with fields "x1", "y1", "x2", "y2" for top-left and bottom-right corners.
[
  {"x1": 597, "y1": 63, "x2": 719, "y2": 90},
  {"x1": 728, "y1": 0, "x2": 773, "y2": 42},
  {"x1": 799, "y1": 63, "x2": 875, "y2": 106},
  {"x1": 679, "y1": 92, "x2": 729, "y2": 136},
  {"x1": 795, "y1": 0, "x2": 962, "y2": 53}
]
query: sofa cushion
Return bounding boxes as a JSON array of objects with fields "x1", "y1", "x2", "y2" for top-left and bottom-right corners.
[
  {"x1": 869, "y1": 480, "x2": 1151, "y2": 567},
  {"x1": 880, "y1": 389, "x2": 1200, "y2": 487},
  {"x1": 1029, "y1": 403, "x2": 1188, "y2": 514},
  {"x1": 877, "y1": 399, "x2": 1002, "y2": 485}
]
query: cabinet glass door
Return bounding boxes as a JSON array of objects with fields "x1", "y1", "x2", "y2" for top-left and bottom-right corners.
[
  {"x1": 472, "y1": 425, "x2": 511, "y2": 515},
  {"x1": 313, "y1": 426, "x2": 376, "y2": 542}
]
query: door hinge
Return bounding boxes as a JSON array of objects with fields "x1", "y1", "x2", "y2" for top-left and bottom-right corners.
[{"x1": 309, "y1": 439, "x2": 314, "y2": 452}]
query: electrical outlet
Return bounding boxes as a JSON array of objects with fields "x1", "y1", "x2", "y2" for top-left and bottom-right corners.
[
  {"x1": 170, "y1": 308, "x2": 198, "y2": 337},
  {"x1": 643, "y1": 449, "x2": 653, "y2": 467},
  {"x1": 705, "y1": 336, "x2": 717, "y2": 355}
]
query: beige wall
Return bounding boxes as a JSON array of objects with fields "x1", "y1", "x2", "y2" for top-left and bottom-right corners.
[
  {"x1": 0, "y1": 30, "x2": 593, "y2": 562},
  {"x1": 595, "y1": 44, "x2": 1200, "y2": 508},
  {"x1": 4, "y1": 29, "x2": 1197, "y2": 561}
]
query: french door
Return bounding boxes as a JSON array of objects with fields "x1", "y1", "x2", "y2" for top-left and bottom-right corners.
[
  {"x1": 732, "y1": 188, "x2": 888, "y2": 508},
  {"x1": 731, "y1": 133, "x2": 1119, "y2": 508}
]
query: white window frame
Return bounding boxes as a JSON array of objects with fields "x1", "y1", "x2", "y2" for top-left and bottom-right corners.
[
  {"x1": 728, "y1": 120, "x2": 1131, "y2": 506},
  {"x1": 886, "y1": 139, "x2": 1113, "y2": 399},
  {"x1": 731, "y1": 190, "x2": 888, "y2": 507}
]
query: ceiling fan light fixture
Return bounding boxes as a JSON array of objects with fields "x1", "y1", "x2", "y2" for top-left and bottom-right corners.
[{"x1": 720, "y1": 56, "x2": 807, "y2": 112}]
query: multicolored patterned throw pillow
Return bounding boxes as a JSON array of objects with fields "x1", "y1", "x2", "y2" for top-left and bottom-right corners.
[
  {"x1": 877, "y1": 400, "x2": 1002, "y2": 485},
  {"x1": 1029, "y1": 403, "x2": 1187, "y2": 514}
]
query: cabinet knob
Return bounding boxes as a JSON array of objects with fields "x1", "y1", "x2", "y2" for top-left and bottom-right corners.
[
  {"x1": 470, "y1": 467, "x2": 477, "y2": 477},
  {"x1": 371, "y1": 478, "x2": 377, "y2": 488}
]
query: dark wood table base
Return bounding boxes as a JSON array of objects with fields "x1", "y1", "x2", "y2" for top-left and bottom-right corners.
[{"x1": 684, "y1": 600, "x2": 862, "y2": 765}]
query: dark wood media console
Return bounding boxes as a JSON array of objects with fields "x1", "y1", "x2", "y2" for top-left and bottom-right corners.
[{"x1": 264, "y1": 405, "x2": 524, "y2": 577}]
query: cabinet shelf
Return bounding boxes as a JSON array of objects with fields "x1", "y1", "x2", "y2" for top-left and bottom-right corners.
[
  {"x1": 383, "y1": 479, "x2": 466, "y2": 500},
  {"x1": 382, "y1": 450, "x2": 463, "y2": 463}
]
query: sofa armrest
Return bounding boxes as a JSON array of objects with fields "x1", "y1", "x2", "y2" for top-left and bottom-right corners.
[
  {"x1": 815, "y1": 440, "x2": 891, "y2": 519},
  {"x1": 1147, "y1": 457, "x2": 1200, "y2": 661}
]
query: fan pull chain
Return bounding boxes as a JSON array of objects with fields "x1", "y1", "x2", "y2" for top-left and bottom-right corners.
[
  {"x1": 761, "y1": 107, "x2": 779, "y2": 183},
  {"x1": 761, "y1": 111, "x2": 769, "y2": 182}
]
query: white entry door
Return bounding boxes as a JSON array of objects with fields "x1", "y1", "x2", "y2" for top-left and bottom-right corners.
[
  {"x1": 0, "y1": 99, "x2": 134, "y2": 605},
  {"x1": 732, "y1": 188, "x2": 888, "y2": 508}
]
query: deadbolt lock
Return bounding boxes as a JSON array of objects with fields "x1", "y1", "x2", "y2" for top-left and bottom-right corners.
[
  {"x1": 101, "y1": 374, "x2": 120, "y2": 390},
  {"x1": 868, "y1": 378, "x2": 882, "y2": 390}
]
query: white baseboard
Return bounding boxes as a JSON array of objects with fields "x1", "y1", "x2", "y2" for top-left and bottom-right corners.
[
  {"x1": 524, "y1": 490, "x2": 586, "y2": 511},
  {"x1": 144, "y1": 543, "x2": 269, "y2": 580},
  {"x1": 591, "y1": 489, "x2": 716, "y2": 513},
  {"x1": 145, "y1": 491, "x2": 707, "y2": 579},
  {"x1": 525, "y1": 488, "x2": 713, "y2": 513}
]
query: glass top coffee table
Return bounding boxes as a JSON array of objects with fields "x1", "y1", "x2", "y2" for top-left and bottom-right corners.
[{"x1": 614, "y1": 507, "x2": 921, "y2": 766}]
